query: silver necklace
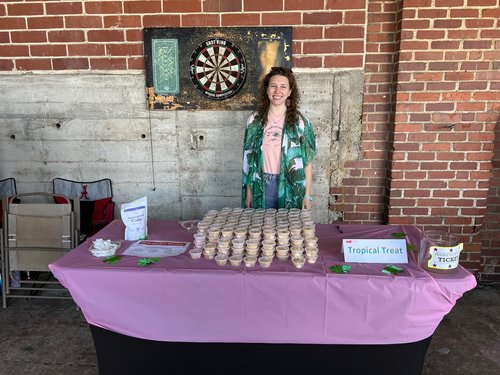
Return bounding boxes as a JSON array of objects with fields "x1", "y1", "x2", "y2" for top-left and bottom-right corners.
[{"x1": 268, "y1": 112, "x2": 286, "y2": 124}]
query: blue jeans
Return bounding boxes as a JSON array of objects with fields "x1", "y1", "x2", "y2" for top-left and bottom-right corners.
[{"x1": 264, "y1": 173, "x2": 279, "y2": 209}]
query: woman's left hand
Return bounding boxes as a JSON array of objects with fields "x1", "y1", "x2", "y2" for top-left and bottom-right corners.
[{"x1": 302, "y1": 198, "x2": 312, "y2": 210}]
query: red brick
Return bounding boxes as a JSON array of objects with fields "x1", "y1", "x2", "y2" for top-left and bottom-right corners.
[
  {"x1": 183, "y1": 14, "x2": 220, "y2": 26},
  {"x1": 468, "y1": 0, "x2": 497, "y2": 5},
  {"x1": 435, "y1": 0, "x2": 464, "y2": 6},
  {"x1": 104, "y1": 15, "x2": 142, "y2": 28},
  {"x1": 303, "y1": 40, "x2": 342, "y2": 54},
  {"x1": 7, "y1": 3, "x2": 43, "y2": 16},
  {"x1": 427, "y1": 82, "x2": 457, "y2": 91},
  {"x1": 27, "y1": 17, "x2": 64, "y2": 30},
  {"x1": 416, "y1": 30, "x2": 446, "y2": 39},
  {"x1": 128, "y1": 57, "x2": 145, "y2": 70},
  {"x1": 90, "y1": 58, "x2": 127, "y2": 70},
  {"x1": 0, "y1": 32, "x2": 9, "y2": 44},
  {"x1": 450, "y1": 8, "x2": 479, "y2": 18},
  {"x1": 463, "y1": 40, "x2": 492, "y2": 50},
  {"x1": 426, "y1": 103, "x2": 455, "y2": 111},
  {"x1": 11, "y1": 31, "x2": 47, "y2": 43},
  {"x1": 434, "y1": 19, "x2": 462, "y2": 28},
  {"x1": 403, "y1": 0, "x2": 433, "y2": 6},
  {"x1": 68, "y1": 44, "x2": 105, "y2": 56},
  {"x1": 431, "y1": 40, "x2": 461, "y2": 49},
  {"x1": 65, "y1": 16, "x2": 103, "y2": 29},
  {"x1": 481, "y1": 30, "x2": 500, "y2": 39},
  {"x1": 286, "y1": 0, "x2": 324, "y2": 11},
  {"x1": 467, "y1": 152, "x2": 493, "y2": 161},
  {"x1": 143, "y1": 15, "x2": 181, "y2": 28},
  {"x1": 0, "y1": 59, "x2": 14, "y2": 70},
  {"x1": 408, "y1": 133, "x2": 436, "y2": 143},
  {"x1": 324, "y1": 54, "x2": 363, "y2": 68},
  {"x1": 303, "y1": 12, "x2": 342, "y2": 25},
  {"x1": 416, "y1": 216, "x2": 448, "y2": 225},
  {"x1": 48, "y1": 30, "x2": 85, "y2": 43},
  {"x1": 30, "y1": 44, "x2": 67, "y2": 57},
  {"x1": 16, "y1": 58, "x2": 52, "y2": 70},
  {"x1": 465, "y1": 19, "x2": 495, "y2": 28},
  {"x1": 221, "y1": 13, "x2": 260, "y2": 26},
  {"x1": 326, "y1": 0, "x2": 366, "y2": 9},
  {"x1": 46, "y1": 2, "x2": 83, "y2": 15},
  {"x1": 293, "y1": 26, "x2": 323, "y2": 40},
  {"x1": 106, "y1": 43, "x2": 143, "y2": 57},
  {"x1": 292, "y1": 56, "x2": 322, "y2": 68},
  {"x1": 414, "y1": 52, "x2": 444, "y2": 61},
  {"x1": 438, "y1": 133, "x2": 467, "y2": 142},
  {"x1": 52, "y1": 58, "x2": 89, "y2": 70},
  {"x1": 85, "y1": 1, "x2": 123, "y2": 14},
  {"x1": 430, "y1": 207, "x2": 459, "y2": 216},
  {"x1": 441, "y1": 92, "x2": 471, "y2": 101},
  {"x1": 408, "y1": 152, "x2": 435, "y2": 161},
  {"x1": 88, "y1": 30, "x2": 124, "y2": 42},
  {"x1": 422, "y1": 143, "x2": 451, "y2": 152},
  {"x1": 411, "y1": 92, "x2": 441, "y2": 101},
  {"x1": 345, "y1": 11, "x2": 365, "y2": 24},
  {"x1": 127, "y1": 30, "x2": 144, "y2": 42},
  {"x1": 482, "y1": 8, "x2": 500, "y2": 18},
  {"x1": 167, "y1": 0, "x2": 202, "y2": 12},
  {"x1": 401, "y1": 19, "x2": 430, "y2": 29},
  {"x1": 417, "y1": 199, "x2": 446, "y2": 206},
  {"x1": 446, "y1": 30, "x2": 478, "y2": 42},
  {"x1": 124, "y1": 1, "x2": 161, "y2": 14},
  {"x1": 244, "y1": 0, "x2": 283, "y2": 11},
  {"x1": 418, "y1": 8, "x2": 448, "y2": 18},
  {"x1": 0, "y1": 45, "x2": 29, "y2": 57},
  {"x1": 402, "y1": 208, "x2": 429, "y2": 216},
  {"x1": 0, "y1": 17, "x2": 27, "y2": 30},
  {"x1": 342, "y1": 25, "x2": 374, "y2": 39},
  {"x1": 262, "y1": 12, "x2": 301, "y2": 25}
]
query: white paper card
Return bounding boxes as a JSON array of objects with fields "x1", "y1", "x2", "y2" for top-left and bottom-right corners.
[
  {"x1": 123, "y1": 240, "x2": 190, "y2": 257},
  {"x1": 342, "y1": 239, "x2": 408, "y2": 264}
]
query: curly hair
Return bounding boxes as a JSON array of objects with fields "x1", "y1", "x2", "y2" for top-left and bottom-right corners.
[{"x1": 256, "y1": 67, "x2": 301, "y2": 129}]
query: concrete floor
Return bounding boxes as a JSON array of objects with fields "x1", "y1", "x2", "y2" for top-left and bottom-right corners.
[{"x1": 0, "y1": 284, "x2": 499, "y2": 375}]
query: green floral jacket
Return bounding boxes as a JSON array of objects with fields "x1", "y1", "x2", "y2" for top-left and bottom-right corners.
[{"x1": 241, "y1": 112, "x2": 318, "y2": 208}]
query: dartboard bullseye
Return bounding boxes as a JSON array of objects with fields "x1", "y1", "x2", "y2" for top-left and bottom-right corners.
[{"x1": 189, "y1": 38, "x2": 247, "y2": 100}]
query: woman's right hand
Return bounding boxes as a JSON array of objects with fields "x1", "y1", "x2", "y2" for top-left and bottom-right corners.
[{"x1": 245, "y1": 185, "x2": 253, "y2": 208}]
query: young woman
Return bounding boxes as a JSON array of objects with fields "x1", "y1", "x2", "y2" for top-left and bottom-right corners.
[{"x1": 242, "y1": 67, "x2": 317, "y2": 209}]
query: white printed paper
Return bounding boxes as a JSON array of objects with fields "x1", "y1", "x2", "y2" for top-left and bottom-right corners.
[{"x1": 122, "y1": 240, "x2": 190, "y2": 257}]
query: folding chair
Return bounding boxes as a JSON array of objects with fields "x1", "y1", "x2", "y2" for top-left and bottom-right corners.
[
  {"x1": 52, "y1": 178, "x2": 115, "y2": 241},
  {"x1": 1, "y1": 192, "x2": 80, "y2": 308}
]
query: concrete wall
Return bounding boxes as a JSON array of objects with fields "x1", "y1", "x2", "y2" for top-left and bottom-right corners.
[{"x1": 0, "y1": 70, "x2": 364, "y2": 223}]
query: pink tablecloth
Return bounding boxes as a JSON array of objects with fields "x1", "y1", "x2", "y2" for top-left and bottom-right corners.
[{"x1": 49, "y1": 220, "x2": 476, "y2": 345}]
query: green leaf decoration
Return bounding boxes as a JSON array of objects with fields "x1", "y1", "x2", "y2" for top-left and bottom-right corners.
[
  {"x1": 103, "y1": 255, "x2": 123, "y2": 264},
  {"x1": 382, "y1": 264, "x2": 404, "y2": 275},
  {"x1": 406, "y1": 243, "x2": 417, "y2": 252},
  {"x1": 138, "y1": 257, "x2": 161, "y2": 266},
  {"x1": 391, "y1": 232, "x2": 407, "y2": 239},
  {"x1": 329, "y1": 265, "x2": 352, "y2": 274}
]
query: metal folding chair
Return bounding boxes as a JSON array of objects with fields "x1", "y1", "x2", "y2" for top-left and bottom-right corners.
[{"x1": 1, "y1": 192, "x2": 80, "y2": 308}]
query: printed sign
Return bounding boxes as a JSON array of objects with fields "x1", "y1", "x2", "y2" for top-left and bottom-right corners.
[
  {"x1": 427, "y1": 243, "x2": 463, "y2": 270},
  {"x1": 342, "y1": 239, "x2": 408, "y2": 264}
]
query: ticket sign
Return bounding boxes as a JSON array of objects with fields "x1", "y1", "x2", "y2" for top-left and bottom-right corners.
[{"x1": 342, "y1": 239, "x2": 408, "y2": 264}]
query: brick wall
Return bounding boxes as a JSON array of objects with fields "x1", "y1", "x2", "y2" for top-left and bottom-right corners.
[
  {"x1": 480, "y1": 121, "x2": 500, "y2": 281},
  {"x1": 384, "y1": 0, "x2": 499, "y2": 275},
  {"x1": 0, "y1": 0, "x2": 498, "y2": 277},
  {"x1": 0, "y1": 0, "x2": 366, "y2": 71}
]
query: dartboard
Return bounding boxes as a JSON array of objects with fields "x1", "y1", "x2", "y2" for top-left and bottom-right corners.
[{"x1": 189, "y1": 38, "x2": 247, "y2": 100}]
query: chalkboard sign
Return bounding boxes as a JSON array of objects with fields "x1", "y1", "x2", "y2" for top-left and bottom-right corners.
[{"x1": 144, "y1": 27, "x2": 292, "y2": 110}]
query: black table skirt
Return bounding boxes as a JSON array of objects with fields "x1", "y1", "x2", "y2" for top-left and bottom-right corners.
[{"x1": 90, "y1": 324, "x2": 431, "y2": 375}]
